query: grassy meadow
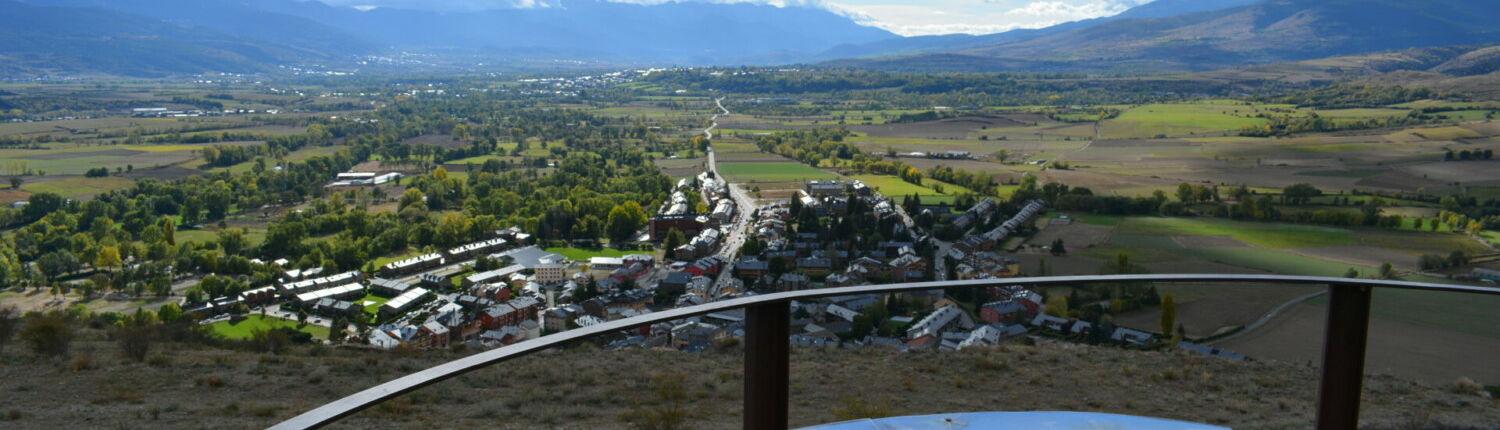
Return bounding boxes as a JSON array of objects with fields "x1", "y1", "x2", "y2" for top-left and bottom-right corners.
[
  {"x1": 208, "y1": 315, "x2": 329, "y2": 340},
  {"x1": 717, "y1": 162, "x2": 838, "y2": 182}
]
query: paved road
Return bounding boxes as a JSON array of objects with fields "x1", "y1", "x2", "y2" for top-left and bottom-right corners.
[{"x1": 702, "y1": 98, "x2": 758, "y2": 293}]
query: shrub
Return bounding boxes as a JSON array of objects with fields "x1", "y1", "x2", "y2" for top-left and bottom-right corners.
[{"x1": 20, "y1": 312, "x2": 73, "y2": 358}]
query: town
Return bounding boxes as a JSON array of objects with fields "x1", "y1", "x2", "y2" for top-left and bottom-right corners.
[{"x1": 179, "y1": 167, "x2": 1194, "y2": 357}]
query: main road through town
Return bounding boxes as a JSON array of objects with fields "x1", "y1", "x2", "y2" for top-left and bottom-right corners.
[{"x1": 703, "y1": 97, "x2": 756, "y2": 293}]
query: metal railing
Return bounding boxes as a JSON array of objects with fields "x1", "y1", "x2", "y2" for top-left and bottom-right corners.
[{"x1": 267, "y1": 274, "x2": 1500, "y2": 430}]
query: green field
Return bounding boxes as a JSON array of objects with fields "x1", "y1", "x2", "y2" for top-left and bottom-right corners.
[
  {"x1": 710, "y1": 142, "x2": 762, "y2": 152},
  {"x1": 1102, "y1": 102, "x2": 1271, "y2": 139},
  {"x1": 1480, "y1": 230, "x2": 1500, "y2": 246},
  {"x1": 545, "y1": 247, "x2": 635, "y2": 260},
  {"x1": 1311, "y1": 108, "x2": 1410, "y2": 118},
  {"x1": 1295, "y1": 169, "x2": 1387, "y2": 178},
  {"x1": 0, "y1": 145, "x2": 204, "y2": 175},
  {"x1": 717, "y1": 162, "x2": 838, "y2": 182},
  {"x1": 1094, "y1": 216, "x2": 1486, "y2": 277},
  {"x1": 173, "y1": 228, "x2": 266, "y2": 247},
  {"x1": 1107, "y1": 232, "x2": 1379, "y2": 277},
  {"x1": 21, "y1": 177, "x2": 137, "y2": 198},
  {"x1": 1112, "y1": 216, "x2": 1356, "y2": 249},
  {"x1": 1307, "y1": 288, "x2": 1500, "y2": 339},
  {"x1": 851, "y1": 175, "x2": 943, "y2": 197},
  {"x1": 208, "y1": 315, "x2": 329, "y2": 340}
]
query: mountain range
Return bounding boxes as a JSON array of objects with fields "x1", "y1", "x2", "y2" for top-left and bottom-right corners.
[
  {"x1": 2, "y1": 0, "x2": 1499, "y2": 77},
  {"x1": 828, "y1": 0, "x2": 1500, "y2": 72}
]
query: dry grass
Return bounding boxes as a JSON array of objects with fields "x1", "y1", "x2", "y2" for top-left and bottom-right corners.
[{"x1": 0, "y1": 335, "x2": 1496, "y2": 430}]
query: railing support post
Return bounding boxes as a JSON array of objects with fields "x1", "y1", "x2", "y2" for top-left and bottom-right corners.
[
  {"x1": 1316, "y1": 283, "x2": 1372, "y2": 430},
  {"x1": 744, "y1": 302, "x2": 790, "y2": 430}
]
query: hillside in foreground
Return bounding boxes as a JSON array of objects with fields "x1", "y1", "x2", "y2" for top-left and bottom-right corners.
[{"x1": 0, "y1": 336, "x2": 1496, "y2": 430}]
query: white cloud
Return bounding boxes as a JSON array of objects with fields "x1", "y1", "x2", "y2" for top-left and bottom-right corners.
[
  {"x1": 1003, "y1": 0, "x2": 1147, "y2": 19},
  {"x1": 304, "y1": 0, "x2": 1155, "y2": 36}
]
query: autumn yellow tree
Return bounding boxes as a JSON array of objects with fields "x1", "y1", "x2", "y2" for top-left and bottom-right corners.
[
  {"x1": 95, "y1": 246, "x2": 121, "y2": 271},
  {"x1": 1159, "y1": 293, "x2": 1176, "y2": 337}
]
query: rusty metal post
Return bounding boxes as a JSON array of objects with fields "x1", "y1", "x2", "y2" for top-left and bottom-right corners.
[
  {"x1": 744, "y1": 302, "x2": 790, "y2": 430},
  {"x1": 1316, "y1": 283, "x2": 1373, "y2": 430}
]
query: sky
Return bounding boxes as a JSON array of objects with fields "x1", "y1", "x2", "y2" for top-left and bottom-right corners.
[{"x1": 303, "y1": 0, "x2": 1157, "y2": 37}]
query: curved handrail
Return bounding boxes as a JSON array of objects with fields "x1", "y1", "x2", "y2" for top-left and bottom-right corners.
[{"x1": 268, "y1": 274, "x2": 1500, "y2": 430}]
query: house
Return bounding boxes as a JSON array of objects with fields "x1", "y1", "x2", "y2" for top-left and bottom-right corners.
[
  {"x1": 906, "y1": 305, "x2": 976, "y2": 340},
  {"x1": 649, "y1": 214, "x2": 707, "y2": 241},
  {"x1": 979, "y1": 300, "x2": 1026, "y2": 324},
  {"x1": 445, "y1": 237, "x2": 509, "y2": 260},
  {"x1": 463, "y1": 265, "x2": 525, "y2": 288},
  {"x1": 658, "y1": 271, "x2": 692, "y2": 293},
  {"x1": 575, "y1": 315, "x2": 606, "y2": 328},
  {"x1": 710, "y1": 199, "x2": 736, "y2": 225},
  {"x1": 418, "y1": 273, "x2": 451, "y2": 290},
  {"x1": 414, "y1": 321, "x2": 451, "y2": 348},
  {"x1": 888, "y1": 254, "x2": 927, "y2": 282},
  {"x1": 954, "y1": 326, "x2": 1002, "y2": 350},
  {"x1": 825, "y1": 273, "x2": 859, "y2": 288},
  {"x1": 294, "y1": 283, "x2": 364, "y2": 304},
  {"x1": 968, "y1": 198, "x2": 997, "y2": 219},
  {"x1": 957, "y1": 323, "x2": 1028, "y2": 348},
  {"x1": 606, "y1": 290, "x2": 654, "y2": 311},
  {"x1": 494, "y1": 227, "x2": 533, "y2": 245},
  {"x1": 1068, "y1": 320, "x2": 1094, "y2": 336},
  {"x1": 589, "y1": 257, "x2": 625, "y2": 270},
  {"x1": 735, "y1": 257, "x2": 770, "y2": 278},
  {"x1": 369, "y1": 278, "x2": 413, "y2": 297},
  {"x1": 380, "y1": 287, "x2": 432, "y2": 318},
  {"x1": 671, "y1": 321, "x2": 725, "y2": 349},
  {"x1": 609, "y1": 263, "x2": 650, "y2": 282},
  {"x1": 507, "y1": 296, "x2": 540, "y2": 320},
  {"x1": 479, "y1": 304, "x2": 519, "y2": 330},
  {"x1": 824, "y1": 304, "x2": 859, "y2": 322},
  {"x1": 774, "y1": 273, "x2": 811, "y2": 291},
  {"x1": 795, "y1": 257, "x2": 832, "y2": 276},
  {"x1": 805, "y1": 180, "x2": 845, "y2": 197},
  {"x1": 543, "y1": 305, "x2": 585, "y2": 332},
  {"x1": 1112, "y1": 327, "x2": 1156, "y2": 346},
  {"x1": 684, "y1": 257, "x2": 723, "y2": 277},
  {"x1": 314, "y1": 298, "x2": 359, "y2": 317},
  {"x1": 239, "y1": 287, "x2": 277, "y2": 306},
  {"x1": 380, "y1": 253, "x2": 444, "y2": 277},
  {"x1": 535, "y1": 262, "x2": 569, "y2": 284},
  {"x1": 1029, "y1": 314, "x2": 1069, "y2": 332},
  {"x1": 622, "y1": 254, "x2": 655, "y2": 268}
]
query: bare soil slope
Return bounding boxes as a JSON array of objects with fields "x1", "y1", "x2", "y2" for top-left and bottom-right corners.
[{"x1": 0, "y1": 337, "x2": 1496, "y2": 430}]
